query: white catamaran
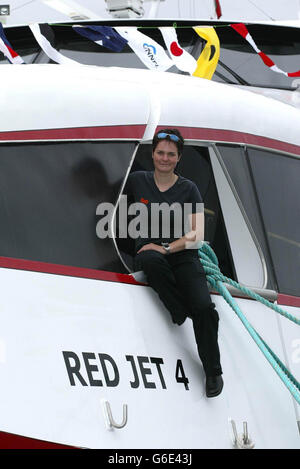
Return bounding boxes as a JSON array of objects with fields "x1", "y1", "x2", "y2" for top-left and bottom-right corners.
[{"x1": 0, "y1": 0, "x2": 299, "y2": 449}]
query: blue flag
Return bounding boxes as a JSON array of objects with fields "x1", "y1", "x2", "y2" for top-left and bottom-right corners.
[{"x1": 73, "y1": 25, "x2": 128, "y2": 52}]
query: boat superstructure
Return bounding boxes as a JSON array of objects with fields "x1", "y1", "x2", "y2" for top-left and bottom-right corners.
[{"x1": 0, "y1": 12, "x2": 299, "y2": 449}]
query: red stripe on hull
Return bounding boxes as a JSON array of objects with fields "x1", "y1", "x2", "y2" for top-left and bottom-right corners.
[
  {"x1": 0, "y1": 431, "x2": 78, "y2": 449},
  {"x1": 0, "y1": 125, "x2": 146, "y2": 141},
  {"x1": 0, "y1": 125, "x2": 299, "y2": 156},
  {"x1": 277, "y1": 294, "x2": 300, "y2": 308},
  {"x1": 157, "y1": 126, "x2": 300, "y2": 156},
  {"x1": 1, "y1": 256, "x2": 299, "y2": 306},
  {"x1": 0, "y1": 256, "x2": 142, "y2": 286}
]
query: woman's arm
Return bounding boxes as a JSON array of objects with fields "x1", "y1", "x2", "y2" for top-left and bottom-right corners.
[
  {"x1": 137, "y1": 212, "x2": 204, "y2": 255},
  {"x1": 168, "y1": 211, "x2": 204, "y2": 254}
]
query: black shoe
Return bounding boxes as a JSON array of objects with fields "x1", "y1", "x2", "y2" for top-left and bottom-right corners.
[{"x1": 206, "y1": 375, "x2": 223, "y2": 398}]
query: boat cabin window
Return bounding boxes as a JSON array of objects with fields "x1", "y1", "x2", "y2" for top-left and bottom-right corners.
[
  {"x1": 217, "y1": 144, "x2": 300, "y2": 297},
  {"x1": 216, "y1": 144, "x2": 277, "y2": 292},
  {"x1": 0, "y1": 141, "x2": 135, "y2": 274},
  {"x1": 247, "y1": 148, "x2": 300, "y2": 297},
  {"x1": 115, "y1": 144, "x2": 235, "y2": 279}
]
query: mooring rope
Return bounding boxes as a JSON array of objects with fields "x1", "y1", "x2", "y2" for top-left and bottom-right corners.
[{"x1": 198, "y1": 243, "x2": 300, "y2": 405}]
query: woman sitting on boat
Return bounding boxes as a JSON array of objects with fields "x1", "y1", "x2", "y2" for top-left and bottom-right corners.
[{"x1": 125, "y1": 129, "x2": 223, "y2": 397}]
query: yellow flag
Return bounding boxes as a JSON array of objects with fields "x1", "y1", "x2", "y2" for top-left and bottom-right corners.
[{"x1": 193, "y1": 27, "x2": 220, "y2": 80}]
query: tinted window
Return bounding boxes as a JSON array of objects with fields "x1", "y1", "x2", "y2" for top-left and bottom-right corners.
[
  {"x1": 248, "y1": 148, "x2": 300, "y2": 296},
  {"x1": 0, "y1": 141, "x2": 135, "y2": 273},
  {"x1": 217, "y1": 144, "x2": 277, "y2": 291}
]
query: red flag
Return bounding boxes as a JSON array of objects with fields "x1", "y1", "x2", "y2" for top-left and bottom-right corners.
[
  {"x1": 215, "y1": 0, "x2": 222, "y2": 19},
  {"x1": 231, "y1": 23, "x2": 300, "y2": 78}
]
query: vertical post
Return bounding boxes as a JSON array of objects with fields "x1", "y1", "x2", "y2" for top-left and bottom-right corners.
[
  {"x1": 148, "y1": 0, "x2": 161, "y2": 18},
  {"x1": 0, "y1": 4, "x2": 10, "y2": 25}
]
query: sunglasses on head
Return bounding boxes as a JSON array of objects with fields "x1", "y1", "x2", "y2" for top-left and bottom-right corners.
[{"x1": 157, "y1": 132, "x2": 181, "y2": 143}]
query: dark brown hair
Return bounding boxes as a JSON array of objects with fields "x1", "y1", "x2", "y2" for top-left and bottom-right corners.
[{"x1": 152, "y1": 128, "x2": 184, "y2": 155}]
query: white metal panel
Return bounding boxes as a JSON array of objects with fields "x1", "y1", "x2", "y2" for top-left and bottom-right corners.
[
  {"x1": 0, "y1": 267, "x2": 298, "y2": 449},
  {"x1": 277, "y1": 308, "x2": 300, "y2": 425},
  {"x1": 0, "y1": 65, "x2": 150, "y2": 132},
  {"x1": 2, "y1": 66, "x2": 300, "y2": 150},
  {"x1": 146, "y1": 71, "x2": 300, "y2": 149}
]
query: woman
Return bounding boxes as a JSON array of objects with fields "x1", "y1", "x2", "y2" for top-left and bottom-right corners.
[{"x1": 125, "y1": 129, "x2": 223, "y2": 397}]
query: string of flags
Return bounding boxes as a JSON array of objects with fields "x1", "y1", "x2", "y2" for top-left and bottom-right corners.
[
  {"x1": 230, "y1": 23, "x2": 300, "y2": 78},
  {"x1": 159, "y1": 26, "x2": 197, "y2": 74},
  {"x1": 1, "y1": 21, "x2": 300, "y2": 80},
  {"x1": 113, "y1": 26, "x2": 174, "y2": 72}
]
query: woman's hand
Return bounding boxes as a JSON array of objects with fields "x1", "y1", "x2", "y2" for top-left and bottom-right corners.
[{"x1": 137, "y1": 243, "x2": 166, "y2": 255}]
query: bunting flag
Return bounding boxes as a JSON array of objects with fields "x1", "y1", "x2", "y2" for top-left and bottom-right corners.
[
  {"x1": 159, "y1": 27, "x2": 197, "y2": 75},
  {"x1": 4, "y1": 21, "x2": 300, "y2": 82},
  {"x1": 29, "y1": 23, "x2": 79, "y2": 65},
  {"x1": 193, "y1": 26, "x2": 220, "y2": 79},
  {"x1": 0, "y1": 23, "x2": 24, "y2": 64},
  {"x1": 214, "y1": 0, "x2": 222, "y2": 19},
  {"x1": 114, "y1": 26, "x2": 173, "y2": 72},
  {"x1": 231, "y1": 23, "x2": 300, "y2": 77},
  {"x1": 72, "y1": 25, "x2": 128, "y2": 52}
]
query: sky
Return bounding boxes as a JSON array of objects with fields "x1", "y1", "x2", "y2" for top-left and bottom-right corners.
[{"x1": 2, "y1": 0, "x2": 300, "y2": 26}]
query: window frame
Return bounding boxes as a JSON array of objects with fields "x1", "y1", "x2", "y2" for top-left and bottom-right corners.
[
  {"x1": 213, "y1": 143, "x2": 269, "y2": 289},
  {"x1": 214, "y1": 141, "x2": 300, "y2": 299},
  {"x1": 245, "y1": 146, "x2": 300, "y2": 297}
]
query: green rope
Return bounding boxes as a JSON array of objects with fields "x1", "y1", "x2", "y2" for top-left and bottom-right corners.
[{"x1": 198, "y1": 243, "x2": 300, "y2": 405}]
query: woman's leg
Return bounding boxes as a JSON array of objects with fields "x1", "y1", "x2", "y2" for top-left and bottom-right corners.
[
  {"x1": 134, "y1": 250, "x2": 188, "y2": 326},
  {"x1": 170, "y1": 253, "x2": 222, "y2": 377}
]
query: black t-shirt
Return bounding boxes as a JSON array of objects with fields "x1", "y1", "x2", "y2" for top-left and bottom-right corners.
[{"x1": 123, "y1": 171, "x2": 203, "y2": 252}]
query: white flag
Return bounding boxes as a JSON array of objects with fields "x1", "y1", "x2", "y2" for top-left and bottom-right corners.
[
  {"x1": 29, "y1": 23, "x2": 79, "y2": 65},
  {"x1": 115, "y1": 26, "x2": 173, "y2": 72},
  {"x1": 159, "y1": 27, "x2": 197, "y2": 75}
]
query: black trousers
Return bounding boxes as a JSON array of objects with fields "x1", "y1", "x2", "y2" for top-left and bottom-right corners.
[{"x1": 134, "y1": 249, "x2": 222, "y2": 377}]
